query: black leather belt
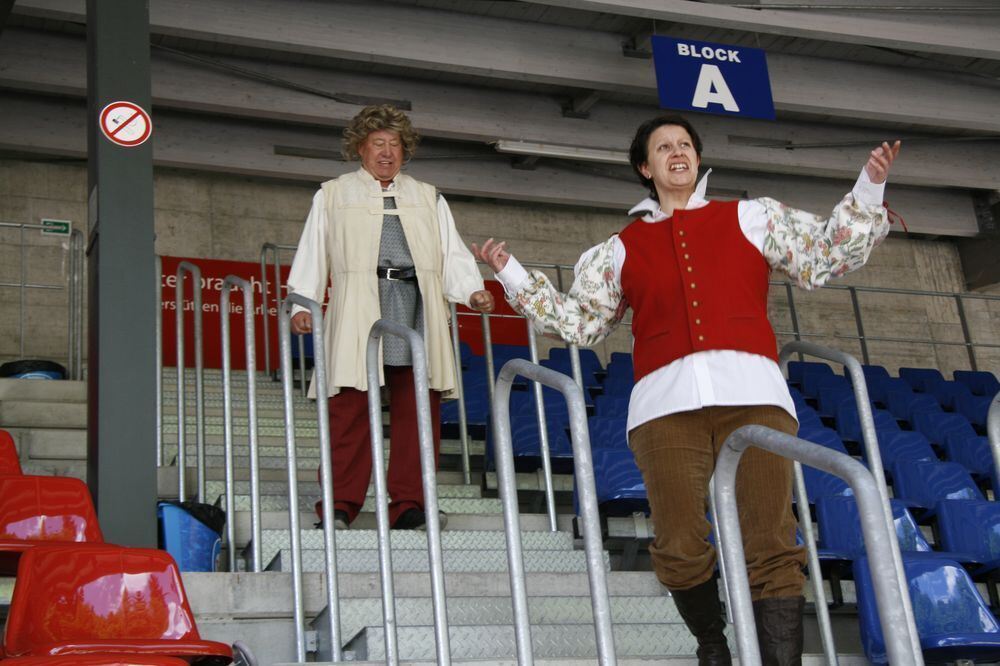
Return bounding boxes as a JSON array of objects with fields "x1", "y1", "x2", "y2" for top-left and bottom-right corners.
[{"x1": 376, "y1": 266, "x2": 417, "y2": 282}]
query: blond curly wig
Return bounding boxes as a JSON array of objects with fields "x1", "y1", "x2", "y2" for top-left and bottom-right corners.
[{"x1": 342, "y1": 105, "x2": 420, "y2": 161}]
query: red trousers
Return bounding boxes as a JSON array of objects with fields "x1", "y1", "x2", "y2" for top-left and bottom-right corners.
[{"x1": 320, "y1": 365, "x2": 442, "y2": 525}]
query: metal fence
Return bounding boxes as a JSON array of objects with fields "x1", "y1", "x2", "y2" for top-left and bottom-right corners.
[
  {"x1": 713, "y1": 424, "x2": 922, "y2": 665},
  {"x1": 0, "y1": 222, "x2": 84, "y2": 378}
]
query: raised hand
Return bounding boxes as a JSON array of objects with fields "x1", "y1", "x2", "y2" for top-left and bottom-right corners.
[
  {"x1": 471, "y1": 238, "x2": 511, "y2": 273},
  {"x1": 864, "y1": 140, "x2": 901, "y2": 185}
]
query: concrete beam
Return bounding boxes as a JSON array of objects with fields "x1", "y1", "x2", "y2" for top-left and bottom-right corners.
[
  {"x1": 0, "y1": 93, "x2": 981, "y2": 237},
  {"x1": 11, "y1": 0, "x2": 1000, "y2": 134},
  {"x1": 2, "y1": 29, "x2": 999, "y2": 191},
  {"x1": 522, "y1": 0, "x2": 1000, "y2": 62}
]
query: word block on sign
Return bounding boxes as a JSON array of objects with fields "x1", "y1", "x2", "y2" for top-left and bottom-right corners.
[{"x1": 651, "y1": 35, "x2": 775, "y2": 120}]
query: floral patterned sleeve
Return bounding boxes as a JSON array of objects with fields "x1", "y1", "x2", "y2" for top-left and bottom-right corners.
[
  {"x1": 506, "y1": 238, "x2": 628, "y2": 346},
  {"x1": 758, "y1": 185, "x2": 889, "y2": 290}
]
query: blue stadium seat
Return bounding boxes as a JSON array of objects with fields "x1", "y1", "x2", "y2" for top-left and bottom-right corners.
[
  {"x1": 891, "y1": 460, "x2": 985, "y2": 510},
  {"x1": 540, "y1": 358, "x2": 600, "y2": 391},
  {"x1": 867, "y1": 376, "x2": 912, "y2": 408},
  {"x1": 817, "y1": 385, "x2": 854, "y2": 419},
  {"x1": 816, "y1": 496, "x2": 935, "y2": 559},
  {"x1": 943, "y1": 432, "x2": 994, "y2": 477},
  {"x1": 854, "y1": 554, "x2": 1000, "y2": 665},
  {"x1": 547, "y1": 346, "x2": 603, "y2": 374},
  {"x1": 801, "y1": 465, "x2": 853, "y2": 504},
  {"x1": 593, "y1": 394, "x2": 629, "y2": 418},
  {"x1": 608, "y1": 352, "x2": 633, "y2": 366},
  {"x1": 849, "y1": 364, "x2": 891, "y2": 386},
  {"x1": 938, "y1": 500, "x2": 1000, "y2": 571},
  {"x1": 835, "y1": 403, "x2": 898, "y2": 444},
  {"x1": 873, "y1": 430, "x2": 937, "y2": 469},
  {"x1": 786, "y1": 360, "x2": 831, "y2": 387},
  {"x1": 602, "y1": 374, "x2": 635, "y2": 397},
  {"x1": 588, "y1": 415, "x2": 628, "y2": 450},
  {"x1": 886, "y1": 389, "x2": 940, "y2": 425},
  {"x1": 797, "y1": 426, "x2": 850, "y2": 455},
  {"x1": 929, "y1": 380, "x2": 973, "y2": 411},
  {"x1": 899, "y1": 367, "x2": 946, "y2": 393},
  {"x1": 458, "y1": 341, "x2": 474, "y2": 367},
  {"x1": 955, "y1": 392, "x2": 994, "y2": 428},
  {"x1": 801, "y1": 365, "x2": 839, "y2": 399},
  {"x1": 795, "y1": 405, "x2": 824, "y2": 431},
  {"x1": 954, "y1": 370, "x2": 1000, "y2": 397},
  {"x1": 912, "y1": 411, "x2": 976, "y2": 447},
  {"x1": 587, "y1": 448, "x2": 648, "y2": 516}
]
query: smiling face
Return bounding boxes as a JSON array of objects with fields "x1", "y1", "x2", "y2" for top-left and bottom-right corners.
[
  {"x1": 640, "y1": 124, "x2": 701, "y2": 199},
  {"x1": 358, "y1": 129, "x2": 404, "y2": 184}
]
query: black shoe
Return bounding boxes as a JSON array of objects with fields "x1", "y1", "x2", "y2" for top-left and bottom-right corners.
[
  {"x1": 670, "y1": 577, "x2": 732, "y2": 666},
  {"x1": 753, "y1": 596, "x2": 804, "y2": 666},
  {"x1": 392, "y1": 508, "x2": 426, "y2": 530}
]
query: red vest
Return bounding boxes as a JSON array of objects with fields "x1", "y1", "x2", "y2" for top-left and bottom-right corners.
[{"x1": 618, "y1": 200, "x2": 778, "y2": 383}]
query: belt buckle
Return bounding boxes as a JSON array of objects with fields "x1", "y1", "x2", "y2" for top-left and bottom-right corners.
[{"x1": 385, "y1": 267, "x2": 401, "y2": 281}]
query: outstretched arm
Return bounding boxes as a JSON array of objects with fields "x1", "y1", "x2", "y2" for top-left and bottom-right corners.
[
  {"x1": 472, "y1": 237, "x2": 627, "y2": 346},
  {"x1": 759, "y1": 141, "x2": 901, "y2": 289}
]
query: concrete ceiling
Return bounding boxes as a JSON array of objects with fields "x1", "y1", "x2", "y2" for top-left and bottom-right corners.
[{"x1": 0, "y1": 0, "x2": 997, "y2": 236}]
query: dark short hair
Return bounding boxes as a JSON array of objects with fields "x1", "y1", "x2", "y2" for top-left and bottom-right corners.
[{"x1": 628, "y1": 115, "x2": 703, "y2": 200}]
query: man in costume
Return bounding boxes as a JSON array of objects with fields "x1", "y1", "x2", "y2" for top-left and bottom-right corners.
[{"x1": 289, "y1": 104, "x2": 494, "y2": 530}]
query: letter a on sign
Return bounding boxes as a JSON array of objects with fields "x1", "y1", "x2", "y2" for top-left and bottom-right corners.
[
  {"x1": 692, "y1": 65, "x2": 740, "y2": 112},
  {"x1": 651, "y1": 35, "x2": 775, "y2": 120}
]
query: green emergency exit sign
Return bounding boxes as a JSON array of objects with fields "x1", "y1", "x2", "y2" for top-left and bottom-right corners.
[{"x1": 41, "y1": 218, "x2": 72, "y2": 236}]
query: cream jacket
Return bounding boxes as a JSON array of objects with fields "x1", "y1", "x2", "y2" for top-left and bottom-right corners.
[{"x1": 287, "y1": 168, "x2": 484, "y2": 398}]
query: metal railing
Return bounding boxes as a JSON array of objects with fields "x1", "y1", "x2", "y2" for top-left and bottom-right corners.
[
  {"x1": 713, "y1": 424, "x2": 921, "y2": 666},
  {"x1": 990, "y1": 390, "x2": 1000, "y2": 485},
  {"x1": 366, "y1": 320, "x2": 450, "y2": 666},
  {"x1": 260, "y1": 242, "x2": 308, "y2": 394},
  {"x1": 779, "y1": 341, "x2": 922, "y2": 660},
  {"x1": 220, "y1": 276, "x2": 263, "y2": 572},
  {"x1": 492, "y1": 358, "x2": 616, "y2": 666},
  {"x1": 175, "y1": 261, "x2": 207, "y2": 503},
  {"x1": 449, "y1": 303, "x2": 472, "y2": 485},
  {"x1": 0, "y1": 222, "x2": 84, "y2": 378},
  {"x1": 277, "y1": 292, "x2": 340, "y2": 662}
]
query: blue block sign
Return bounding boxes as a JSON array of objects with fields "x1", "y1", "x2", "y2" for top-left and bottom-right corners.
[{"x1": 651, "y1": 35, "x2": 775, "y2": 120}]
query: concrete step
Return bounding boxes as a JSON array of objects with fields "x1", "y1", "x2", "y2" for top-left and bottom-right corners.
[
  {"x1": 346, "y1": 622, "x2": 708, "y2": 661},
  {"x1": 249, "y1": 528, "x2": 574, "y2": 568},
  {"x1": 231, "y1": 511, "x2": 563, "y2": 546},
  {"x1": 267, "y1": 546, "x2": 608, "y2": 574},
  {"x1": 0, "y1": 400, "x2": 86, "y2": 428},
  {"x1": 6, "y1": 426, "x2": 86, "y2": 460},
  {"x1": 210, "y1": 480, "x2": 484, "y2": 505},
  {"x1": 0, "y1": 377, "x2": 86, "y2": 401},
  {"x1": 231, "y1": 494, "x2": 505, "y2": 514},
  {"x1": 161, "y1": 437, "x2": 485, "y2": 460}
]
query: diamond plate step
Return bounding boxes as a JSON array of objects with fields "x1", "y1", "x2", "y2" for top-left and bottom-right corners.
[
  {"x1": 209, "y1": 479, "x2": 483, "y2": 505},
  {"x1": 249, "y1": 528, "x2": 573, "y2": 567},
  {"x1": 349, "y1": 623, "x2": 719, "y2": 660},
  {"x1": 326, "y1": 595, "x2": 686, "y2": 653},
  {"x1": 268, "y1": 547, "x2": 607, "y2": 574},
  {"x1": 230, "y1": 494, "x2": 504, "y2": 513}
]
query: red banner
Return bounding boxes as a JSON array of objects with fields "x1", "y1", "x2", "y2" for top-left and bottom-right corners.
[{"x1": 160, "y1": 255, "x2": 527, "y2": 370}]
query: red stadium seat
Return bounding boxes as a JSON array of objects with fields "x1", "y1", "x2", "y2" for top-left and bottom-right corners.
[
  {"x1": 0, "y1": 475, "x2": 103, "y2": 574},
  {"x1": 2, "y1": 544, "x2": 232, "y2": 665},
  {"x1": 0, "y1": 654, "x2": 192, "y2": 665},
  {"x1": 0, "y1": 428, "x2": 23, "y2": 476}
]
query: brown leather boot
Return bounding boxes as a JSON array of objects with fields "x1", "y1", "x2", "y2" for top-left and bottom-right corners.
[
  {"x1": 670, "y1": 578, "x2": 732, "y2": 666},
  {"x1": 752, "y1": 596, "x2": 805, "y2": 666}
]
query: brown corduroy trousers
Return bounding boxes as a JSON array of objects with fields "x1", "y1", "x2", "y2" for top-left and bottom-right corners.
[{"x1": 628, "y1": 404, "x2": 806, "y2": 600}]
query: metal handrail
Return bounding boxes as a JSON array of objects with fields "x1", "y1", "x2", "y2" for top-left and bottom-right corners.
[
  {"x1": 221, "y1": 276, "x2": 263, "y2": 572},
  {"x1": 175, "y1": 260, "x2": 206, "y2": 503},
  {"x1": 526, "y1": 322, "x2": 558, "y2": 532},
  {"x1": 492, "y1": 359, "x2": 616, "y2": 666},
  {"x1": 779, "y1": 341, "x2": 921, "y2": 659},
  {"x1": 260, "y1": 242, "x2": 308, "y2": 392},
  {"x1": 278, "y1": 293, "x2": 341, "y2": 661},
  {"x1": 155, "y1": 256, "x2": 164, "y2": 468},
  {"x1": 366, "y1": 319, "x2": 451, "y2": 666},
  {"x1": 713, "y1": 425, "x2": 921, "y2": 666},
  {"x1": 989, "y1": 390, "x2": 1000, "y2": 485},
  {"x1": 449, "y1": 303, "x2": 472, "y2": 485}
]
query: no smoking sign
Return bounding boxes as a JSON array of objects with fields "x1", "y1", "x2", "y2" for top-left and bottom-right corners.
[{"x1": 99, "y1": 101, "x2": 152, "y2": 147}]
